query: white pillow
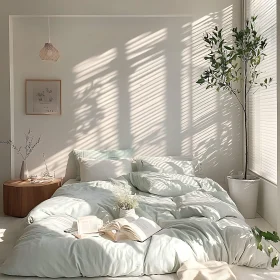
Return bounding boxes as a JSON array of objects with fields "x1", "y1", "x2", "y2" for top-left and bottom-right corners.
[
  {"x1": 79, "y1": 158, "x2": 132, "y2": 182},
  {"x1": 130, "y1": 172, "x2": 200, "y2": 196},
  {"x1": 135, "y1": 156, "x2": 195, "y2": 176}
]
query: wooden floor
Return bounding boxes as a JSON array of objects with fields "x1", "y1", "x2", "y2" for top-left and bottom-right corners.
[{"x1": 1, "y1": 215, "x2": 280, "y2": 280}]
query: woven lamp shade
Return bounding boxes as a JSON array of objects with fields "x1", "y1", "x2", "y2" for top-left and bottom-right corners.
[{"x1": 39, "y1": 43, "x2": 60, "y2": 62}]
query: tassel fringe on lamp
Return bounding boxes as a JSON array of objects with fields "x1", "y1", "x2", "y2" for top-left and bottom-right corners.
[{"x1": 39, "y1": 17, "x2": 60, "y2": 62}]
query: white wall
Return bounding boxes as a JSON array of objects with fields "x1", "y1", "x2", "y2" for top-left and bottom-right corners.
[
  {"x1": 257, "y1": 178, "x2": 278, "y2": 228},
  {"x1": 0, "y1": 0, "x2": 242, "y2": 213},
  {"x1": 277, "y1": 1, "x2": 280, "y2": 233}
]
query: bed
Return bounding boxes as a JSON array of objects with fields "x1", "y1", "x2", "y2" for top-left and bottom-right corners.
[{"x1": 1, "y1": 155, "x2": 271, "y2": 278}]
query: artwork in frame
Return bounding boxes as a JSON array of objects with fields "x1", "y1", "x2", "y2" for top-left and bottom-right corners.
[{"x1": 25, "y1": 79, "x2": 61, "y2": 115}]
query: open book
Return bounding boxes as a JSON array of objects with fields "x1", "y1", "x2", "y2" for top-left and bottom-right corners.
[
  {"x1": 64, "y1": 215, "x2": 104, "y2": 239},
  {"x1": 100, "y1": 216, "x2": 161, "y2": 242}
]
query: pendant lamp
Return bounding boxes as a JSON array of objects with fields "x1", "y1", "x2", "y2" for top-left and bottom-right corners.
[{"x1": 39, "y1": 17, "x2": 60, "y2": 62}]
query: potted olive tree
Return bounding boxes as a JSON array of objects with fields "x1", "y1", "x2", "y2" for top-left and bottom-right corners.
[
  {"x1": 197, "y1": 16, "x2": 272, "y2": 219},
  {"x1": 197, "y1": 16, "x2": 280, "y2": 268}
]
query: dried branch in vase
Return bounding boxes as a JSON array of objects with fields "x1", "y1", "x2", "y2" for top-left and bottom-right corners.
[{"x1": 0, "y1": 129, "x2": 41, "y2": 161}]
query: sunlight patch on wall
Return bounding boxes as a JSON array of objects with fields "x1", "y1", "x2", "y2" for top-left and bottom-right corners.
[
  {"x1": 73, "y1": 49, "x2": 117, "y2": 84},
  {"x1": 222, "y1": 6, "x2": 234, "y2": 40},
  {"x1": 181, "y1": 22, "x2": 193, "y2": 157},
  {"x1": 72, "y1": 50, "x2": 119, "y2": 150},
  {"x1": 181, "y1": 14, "x2": 217, "y2": 161},
  {"x1": 127, "y1": 29, "x2": 167, "y2": 156}
]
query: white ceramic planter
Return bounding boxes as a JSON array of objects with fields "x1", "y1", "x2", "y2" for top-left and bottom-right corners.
[
  {"x1": 228, "y1": 175, "x2": 260, "y2": 219},
  {"x1": 119, "y1": 208, "x2": 136, "y2": 218}
]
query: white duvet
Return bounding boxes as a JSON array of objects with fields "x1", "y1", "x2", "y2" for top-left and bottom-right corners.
[{"x1": 1, "y1": 172, "x2": 270, "y2": 278}]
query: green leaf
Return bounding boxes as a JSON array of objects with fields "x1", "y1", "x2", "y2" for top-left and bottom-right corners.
[
  {"x1": 224, "y1": 46, "x2": 232, "y2": 50},
  {"x1": 268, "y1": 246, "x2": 273, "y2": 256},
  {"x1": 254, "y1": 227, "x2": 280, "y2": 243},
  {"x1": 204, "y1": 37, "x2": 210, "y2": 44},
  {"x1": 257, "y1": 243, "x2": 263, "y2": 251},
  {"x1": 272, "y1": 256, "x2": 279, "y2": 268},
  {"x1": 264, "y1": 230, "x2": 279, "y2": 241},
  {"x1": 197, "y1": 78, "x2": 205, "y2": 84}
]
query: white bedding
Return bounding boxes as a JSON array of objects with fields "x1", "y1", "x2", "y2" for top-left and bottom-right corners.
[
  {"x1": 1, "y1": 173, "x2": 271, "y2": 278},
  {"x1": 0, "y1": 274, "x2": 178, "y2": 280},
  {"x1": 62, "y1": 178, "x2": 79, "y2": 186}
]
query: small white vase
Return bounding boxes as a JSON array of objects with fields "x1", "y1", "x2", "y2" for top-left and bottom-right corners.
[
  {"x1": 119, "y1": 208, "x2": 136, "y2": 218},
  {"x1": 20, "y1": 161, "x2": 29, "y2": 181}
]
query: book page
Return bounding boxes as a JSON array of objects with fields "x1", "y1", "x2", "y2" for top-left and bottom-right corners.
[
  {"x1": 101, "y1": 216, "x2": 136, "y2": 232},
  {"x1": 102, "y1": 230, "x2": 118, "y2": 241},
  {"x1": 117, "y1": 228, "x2": 138, "y2": 241},
  {"x1": 122, "y1": 217, "x2": 161, "y2": 242},
  {"x1": 72, "y1": 232, "x2": 101, "y2": 239},
  {"x1": 77, "y1": 216, "x2": 103, "y2": 234},
  {"x1": 115, "y1": 231, "x2": 132, "y2": 241}
]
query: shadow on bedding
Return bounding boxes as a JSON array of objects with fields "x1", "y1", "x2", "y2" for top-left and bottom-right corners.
[{"x1": 1, "y1": 216, "x2": 148, "y2": 278}]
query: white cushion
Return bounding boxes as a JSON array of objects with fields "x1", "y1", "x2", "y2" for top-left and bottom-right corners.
[
  {"x1": 72, "y1": 149, "x2": 133, "y2": 180},
  {"x1": 79, "y1": 158, "x2": 132, "y2": 182}
]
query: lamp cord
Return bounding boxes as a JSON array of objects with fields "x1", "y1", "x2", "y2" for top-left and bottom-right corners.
[{"x1": 48, "y1": 17, "x2": 51, "y2": 43}]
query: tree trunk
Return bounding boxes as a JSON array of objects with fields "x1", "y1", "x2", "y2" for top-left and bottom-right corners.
[
  {"x1": 244, "y1": 61, "x2": 248, "y2": 179},
  {"x1": 244, "y1": 111, "x2": 248, "y2": 179}
]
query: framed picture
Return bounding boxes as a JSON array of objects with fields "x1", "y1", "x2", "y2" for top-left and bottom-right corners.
[{"x1": 25, "y1": 79, "x2": 61, "y2": 115}]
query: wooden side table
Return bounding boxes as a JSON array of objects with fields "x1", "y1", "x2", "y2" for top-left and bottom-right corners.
[{"x1": 3, "y1": 178, "x2": 62, "y2": 218}]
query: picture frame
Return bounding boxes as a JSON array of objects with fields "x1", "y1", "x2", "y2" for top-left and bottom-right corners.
[{"x1": 25, "y1": 79, "x2": 61, "y2": 115}]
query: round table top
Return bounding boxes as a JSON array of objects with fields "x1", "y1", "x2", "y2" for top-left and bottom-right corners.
[{"x1": 4, "y1": 178, "x2": 62, "y2": 188}]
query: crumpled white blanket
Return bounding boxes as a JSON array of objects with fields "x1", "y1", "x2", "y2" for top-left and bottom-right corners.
[
  {"x1": 1, "y1": 174, "x2": 271, "y2": 278},
  {"x1": 177, "y1": 260, "x2": 236, "y2": 280}
]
